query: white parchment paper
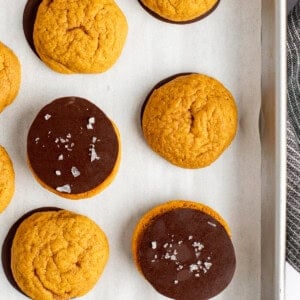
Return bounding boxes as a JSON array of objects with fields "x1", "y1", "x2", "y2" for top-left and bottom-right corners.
[{"x1": 0, "y1": 1, "x2": 261, "y2": 299}]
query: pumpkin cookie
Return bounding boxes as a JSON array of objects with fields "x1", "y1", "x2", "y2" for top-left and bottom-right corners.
[
  {"x1": 0, "y1": 42, "x2": 21, "y2": 113},
  {"x1": 11, "y1": 209, "x2": 109, "y2": 300},
  {"x1": 132, "y1": 200, "x2": 236, "y2": 300},
  {"x1": 33, "y1": 0, "x2": 128, "y2": 74},
  {"x1": 138, "y1": 0, "x2": 220, "y2": 23},
  {"x1": 0, "y1": 146, "x2": 15, "y2": 213},
  {"x1": 141, "y1": 73, "x2": 238, "y2": 168},
  {"x1": 27, "y1": 97, "x2": 121, "y2": 199}
]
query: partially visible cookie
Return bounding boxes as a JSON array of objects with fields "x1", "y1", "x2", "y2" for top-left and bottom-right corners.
[
  {"x1": 141, "y1": 73, "x2": 238, "y2": 168},
  {"x1": 11, "y1": 209, "x2": 109, "y2": 300},
  {"x1": 33, "y1": 0, "x2": 128, "y2": 74},
  {"x1": 0, "y1": 42, "x2": 21, "y2": 113},
  {"x1": 27, "y1": 96, "x2": 121, "y2": 199},
  {"x1": 138, "y1": 0, "x2": 220, "y2": 23},
  {"x1": 0, "y1": 146, "x2": 15, "y2": 213},
  {"x1": 132, "y1": 200, "x2": 236, "y2": 300}
]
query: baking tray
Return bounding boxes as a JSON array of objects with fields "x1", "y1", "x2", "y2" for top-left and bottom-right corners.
[
  {"x1": 0, "y1": 0, "x2": 287, "y2": 299},
  {"x1": 261, "y1": 0, "x2": 286, "y2": 299}
]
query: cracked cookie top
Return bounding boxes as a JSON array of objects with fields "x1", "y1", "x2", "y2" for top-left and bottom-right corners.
[
  {"x1": 0, "y1": 41, "x2": 21, "y2": 113},
  {"x1": 11, "y1": 210, "x2": 109, "y2": 300},
  {"x1": 139, "y1": 0, "x2": 220, "y2": 23},
  {"x1": 33, "y1": 0, "x2": 128, "y2": 73},
  {"x1": 142, "y1": 73, "x2": 238, "y2": 168}
]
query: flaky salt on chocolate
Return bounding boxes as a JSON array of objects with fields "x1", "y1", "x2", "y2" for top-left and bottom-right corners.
[{"x1": 27, "y1": 96, "x2": 120, "y2": 199}]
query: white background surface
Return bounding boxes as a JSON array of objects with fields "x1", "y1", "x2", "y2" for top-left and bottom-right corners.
[
  {"x1": 286, "y1": 263, "x2": 300, "y2": 299},
  {"x1": 0, "y1": 0, "x2": 262, "y2": 299}
]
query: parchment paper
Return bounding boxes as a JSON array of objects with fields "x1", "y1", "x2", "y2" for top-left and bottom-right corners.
[{"x1": 0, "y1": 1, "x2": 261, "y2": 299}]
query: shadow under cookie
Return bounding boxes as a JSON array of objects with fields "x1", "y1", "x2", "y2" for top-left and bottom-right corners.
[{"x1": 23, "y1": 0, "x2": 42, "y2": 57}]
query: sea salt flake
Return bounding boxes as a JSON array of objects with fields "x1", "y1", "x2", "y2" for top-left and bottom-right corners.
[
  {"x1": 87, "y1": 117, "x2": 95, "y2": 130},
  {"x1": 56, "y1": 184, "x2": 71, "y2": 193},
  {"x1": 207, "y1": 221, "x2": 217, "y2": 227},
  {"x1": 66, "y1": 133, "x2": 71, "y2": 138},
  {"x1": 188, "y1": 236, "x2": 193, "y2": 240},
  {"x1": 192, "y1": 242, "x2": 204, "y2": 251},
  {"x1": 55, "y1": 170, "x2": 61, "y2": 176},
  {"x1": 177, "y1": 265, "x2": 183, "y2": 270},
  {"x1": 189, "y1": 264, "x2": 199, "y2": 272},
  {"x1": 90, "y1": 147, "x2": 100, "y2": 162},
  {"x1": 71, "y1": 166, "x2": 81, "y2": 177},
  {"x1": 60, "y1": 138, "x2": 66, "y2": 143},
  {"x1": 151, "y1": 241, "x2": 157, "y2": 249},
  {"x1": 204, "y1": 262, "x2": 212, "y2": 270},
  {"x1": 92, "y1": 137, "x2": 97, "y2": 143},
  {"x1": 170, "y1": 255, "x2": 177, "y2": 261},
  {"x1": 195, "y1": 273, "x2": 200, "y2": 278},
  {"x1": 165, "y1": 253, "x2": 171, "y2": 259},
  {"x1": 174, "y1": 280, "x2": 179, "y2": 285},
  {"x1": 55, "y1": 138, "x2": 59, "y2": 143},
  {"x1": 163, "y1": 243, "x2": 169, "y2": 248},
  {"x1": 58, "y1": 154, "x2": 64, "y2": 161},
  {"x1": 178, "y1": 241, "x2": 183, "y2": 245},
  {"x1": 35, "y1": 137, "x2": 40, "y2": 143},
  {"x1": 44, "y1": 114, "x2": 51, "y2": 120}
]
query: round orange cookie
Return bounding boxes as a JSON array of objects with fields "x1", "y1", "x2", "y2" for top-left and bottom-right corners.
[
  {"x1": 141, "y1": 73, "x2": 238, "y2": 168},
  {"x1": 0, "y1": 146, "x2": 15, "y2": 212},
  {"x1": 0, "y1": 42, "x2": 21, "y2": 113},
  {"x1": 11, "y1": 209, "x2": 109, "y2": 299},
  {"x1": 138, "y1": 0, "x2": 220, "y2": 23},
  {"x1": 132, "y1": 200, "x2": 236, "y2": 299},
  {"x1": 33, "y1": 0, "x2": 128, "y2": 74}
]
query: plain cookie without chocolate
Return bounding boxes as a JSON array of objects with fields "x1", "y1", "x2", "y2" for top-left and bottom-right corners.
[
  {"x1": 138, "y1": 0, "x2": 220, "y2": 23},
  {"x1": 11, "y1": 209, "x2": 109, "y2": 300},
  {"x1": 33, "y1": 0, "x2": 128, "y2": 74},
  {"x1": 0, "y1": 42, "x2": 21, "y2": 113},
  {"x1": 141, "y1": 73, "x2": 238, "y2": 169},
  {"x1": 0, "y1": 146, "x2": 15, "y2": 213}
]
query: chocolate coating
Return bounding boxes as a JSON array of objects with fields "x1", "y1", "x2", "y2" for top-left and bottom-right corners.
[
  {"x1": 23, "y1": 0, "x2": 42, "y2": 56},
  {"x1": 2, "y1": 207, "x2": 61, "y2": 297},
  {"x1": 138, "y1": 0, "x2": 220, "y2": 24},
  {"x1": 137, "y1": 208, "x2": 236, "y2": 300},
  {"x1": 27, "y1": 97, "x2": 119, "y2": 195}
]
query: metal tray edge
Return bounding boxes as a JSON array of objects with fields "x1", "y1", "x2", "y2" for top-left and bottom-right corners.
[{"x1": 261, "y1": 0, "x2": 287, "y2": 299}]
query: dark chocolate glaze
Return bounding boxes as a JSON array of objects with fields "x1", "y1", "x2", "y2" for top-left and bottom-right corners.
[
  {"x1": 2, "y1": 207, "x2": 61, "y2": 297},
  {"x1": 140, "y1": 73, "x2": 195, "y2": 124},
  {"x1": 23, "y1": 0, "x2": 42, "y2": 56},
  {"x1": 138, "y1": 0, "x2": 220, "y2": 24},
  {"x1": 138, "y1": 208, "x2": 236, "y2": 300},
  {"x1": 27, "y1": 97, "x2": 119, "y2": 195}
]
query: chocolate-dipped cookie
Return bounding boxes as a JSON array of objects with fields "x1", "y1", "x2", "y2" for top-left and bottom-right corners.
[
  {"x1": 138, "y1": 0, "x2": 220, "y2": 24},
  {"x1": 132, "y1": 200, "x2": 236, "y2": 300},
  {"x1": 27, "y1": 97, "x2": 121, "y2": 199}
]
